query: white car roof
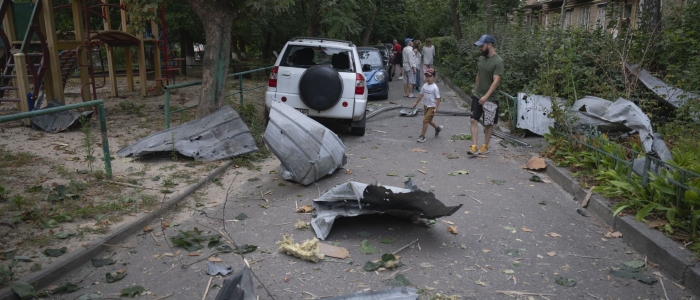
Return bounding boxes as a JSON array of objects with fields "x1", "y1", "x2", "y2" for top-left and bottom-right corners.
[{"x1": 287, "y1": 37, "x2": 354, "y2": 49}]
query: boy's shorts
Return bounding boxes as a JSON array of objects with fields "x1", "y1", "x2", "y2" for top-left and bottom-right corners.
[
  {"x1": 471, "y1": 96, "x2": 499, "y2": 125},
  {"x1": 403, "y1": 69, "x2": 416, "y2": 84},
  {"x1": 423, "y1": 106, "x2": 436, "y2": 123}
]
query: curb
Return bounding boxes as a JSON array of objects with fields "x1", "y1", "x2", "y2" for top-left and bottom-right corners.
[
  {"x1": 0, "y1": 161, "x2": 233, "y2": 300},
  {"x1": 545, "y1": 160, "x2": 699, "y2": 296},
  {"x1": 435, "y1": 68, "x2": 472, "y2": 107}
]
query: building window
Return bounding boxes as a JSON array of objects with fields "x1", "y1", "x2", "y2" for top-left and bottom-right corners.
[
  {"x1": 565, "y1": 9, "x2": 573, "y2": 28},
  {"x1": 596, "y1": 4, "x2": 607, "y2": 30},
  {"x1": 545, "y1": 12, "x2": 550, "y2": 27},
  {"x1": 580, "y1": 6, "x2": 591, "y2": 30}
]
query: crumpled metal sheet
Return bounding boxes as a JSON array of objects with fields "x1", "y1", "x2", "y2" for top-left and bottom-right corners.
[
  {"x1": 311, "y1": 179, "x2": 463, "y2": 240},
  {"x1": 626, "y1": 63, "x2": 699, "y2": 110},
  {"x1": 30, "y1": 100, "x2": 93, "y2": 133},
  {"x1": 263, "y1": 100, "x2": 346, "y2": 185},
  {"x1": 570, "y1": 96, "x2": 654, "y2": 153},
  {"x1": 214, "y1": 267, "x2": 256, "y2": 300},
  {"x1": 116, "y1": 105, "x2": 258, "y2": 161},
  {"x1": 326, "y1": 287, "x2": 418, "y2": 300},
  {"x1": 516, "y1": 93, "x2": 560, "y2": 135}
]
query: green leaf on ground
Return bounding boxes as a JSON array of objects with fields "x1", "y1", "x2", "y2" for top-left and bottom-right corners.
[
  {"x1": 106, "y1": 272, "x2": 127, "y2": 283},
  {"x1": 151, "y1": 176, "x2": 160, "y2": 181},
  {"x1": 51, "y1": 282, "x2": 79, "y2": 294},
  {"x1": 356, "y1": 231, "x2": 372, "y2": 237},
  {"x1": 363, "y1": 261, "x2": 382, "y2": 271},
  {"x1": 529, "y1": 175, "x2": 543, "y2": 182},
  {"x1": 448, "y1": 170, "x2": 469, "y2": 176},
  {"x1": 386, "y1": 172, "x2": 398, "y2": 176},
  {"x1": 555, "y1": 276, "x2": 576, "y2": 287},
  {"x1": 247, "y1": 177, "x2": 259, "y2": 182},
  {"x1": 609, "y1": 264, "x2": 657, "y2": 285},
  {"x1": 13, "y1": 256, "x2": 32, "y2": 262},
  {"x1": 380, "y1": 238, "x2": 395, "y2": 244},
  {"x1": 91, "y1": 258, "x2": 115, "y2": 267},
  {"x1": 503, "y1": 226, "x2": 516, "y2": 232},
  {"x1": 43, "y1": 247, "x2": 68, "y2": 257},
  {"x1": 216, "y1": 245, "x2": 235, "y2": 253},
  {"x1": 235, "y1": 213, "x2": 248, "y2": 220},
  {"x1": 54, "y1": 231, "x2": 74, "y2": 239},
  {"x1": 502, "y1": 249, "x2": 525, "y2": 257},
  {"x1": 386, "y1": 274, "x2": 410, "y2": 287},
  {"x1": 233, "y1": 244, "x2": 258, "y2": 254},
  {"x1": 490, "y1": 180, "x2": 506, "y2": 185},
  {"x1": 538, "y1": 201, "x2": 547, "y2": 205},
  {"x1": 12, "y1": 283, "x2": 36, "y2": 300},
  {"x1": 120, "y1": 286, "x2": 144, "y2": 297},
  {"x1": 360, "y1": 240, "x2": 378, "y2": 254},
  {"x1": 623, "y1": 261, "x2": 645, "y2": 269}
]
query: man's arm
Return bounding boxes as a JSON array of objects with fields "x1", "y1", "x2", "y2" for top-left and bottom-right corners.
[
  {"x1": 474, "y1": 72, "x2": 480, "y2": 92},
  {"x1": 479, "y1": 75, "x2": 501, "y2": 105}
]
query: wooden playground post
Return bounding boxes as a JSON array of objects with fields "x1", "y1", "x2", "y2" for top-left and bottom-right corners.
[
  {"x1": 13, "y1": 53, "x2": 31, "y2": 125},
  {"x1": 120, "y1": 0, "x2": 134, "y2": 92},
  {"x1": 39, "y1": 0, "x2": 64, "y2": 103},
  {"x1": 138, "y1": 39, "x2": 147, "y2": 97},
  {"x1": 2, "y1": 2, "x2": 18, "y2": 110},
  {"x1": 151, "y1": 12, "x2": 162, "y2": 91},
  {"x1": 102, "y1": 0, "x2": 118, "y2": 97},
  {"x1": 72, "y1": 0, "x2": 91, "y2": 101}
]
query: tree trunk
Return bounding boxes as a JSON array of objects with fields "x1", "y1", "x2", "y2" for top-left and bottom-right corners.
[
  {"x1": 450, "y1": 0, "x2": 462, "y2": 40},
  {"x1": 361, "y1": 5, "x2": 377, "y2": 46},
  {"x1": 180, "y1": 29, "x2": 193, "y2": 76},
  {"x1": 486, "y1": 0, "x2": 493, "y2": 34},
  {"x1": 186, "y1": 0, "x2": 236, "y2": 118},
  {"x1": 640, "y1": 0, "x2": 662, "y2": 33},
  {"x1": 306, "y1": 0, "x2": 321, "y2": 36}
]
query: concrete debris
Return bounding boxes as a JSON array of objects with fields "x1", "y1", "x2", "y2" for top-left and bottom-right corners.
[
  {"x1": 116, "y1": 106, "x2": 258, "y2": 161},
  {"x1": 263, "y1": 101, "x2": 346, "y2": 185},
  {"x1": 310, "y1": 179, "x2": 463, "y2": 240},
  {"x1": 277, "y1": 235, "x2": 324, "y2": 262}
]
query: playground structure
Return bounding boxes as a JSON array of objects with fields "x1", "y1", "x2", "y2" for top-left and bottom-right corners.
[{"x1": 0, "y1": 0, "x2": 177, "y2": 125}]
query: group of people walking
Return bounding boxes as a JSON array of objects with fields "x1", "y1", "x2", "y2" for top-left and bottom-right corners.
[{"x1": 389, "y1": 34, "x2": 504, "y2": 156}]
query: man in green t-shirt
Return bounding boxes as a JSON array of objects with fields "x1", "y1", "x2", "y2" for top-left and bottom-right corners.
[{"x1": 467, "y1": 34, "x2": 504, "y2": 156}]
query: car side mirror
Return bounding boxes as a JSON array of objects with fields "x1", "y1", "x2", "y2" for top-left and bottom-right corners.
[{"x1": 362, "y1": 64, "x2": 372, "y2": 72}]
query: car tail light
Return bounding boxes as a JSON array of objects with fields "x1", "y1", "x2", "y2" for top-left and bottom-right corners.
[
  {"x1": 355, "y1": 73, "x2": 365, "y2": 95},
  {"x1": 269, "y1": 66, "x2": 278, "y2": 87}
]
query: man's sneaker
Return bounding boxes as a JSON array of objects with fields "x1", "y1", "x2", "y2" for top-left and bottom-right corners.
[
  {"x1": 417, "y1": 135, "x2": 426, "y2": 143},
  {"x1": 467, "y1": 144, "x2": 478, "y2": 155},
  {"x1": 435, "y1": 125, "x2": 443, "y2": 137},
  {"x1": 478, "y1": 144, "x2": 490, "y2": 154},
  {"x1": 398, "y1": 76, "x2": 404, "y2": 80}
]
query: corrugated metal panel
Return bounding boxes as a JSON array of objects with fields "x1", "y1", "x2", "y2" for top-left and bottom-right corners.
[
  {"x1": 263, "y1": 101, "x2": 346, "y2": 185},
  {"x1": 116, "y1": 106, "x2": 258, "y2": 161},
  {"x1": 516, "y1": 93, "x2": 558, "y2": 135}
]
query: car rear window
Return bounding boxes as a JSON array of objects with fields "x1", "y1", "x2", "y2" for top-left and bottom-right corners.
[
  {"x1": 359, "y1": 50, "x2": 383, "y2": 66},
  {"x1": 280, "y1": 45, "x2": 356, "y2": 72}
]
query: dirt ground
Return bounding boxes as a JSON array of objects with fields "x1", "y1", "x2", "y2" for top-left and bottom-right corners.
[{"x1": 0, "y1": 73, "x2": 270, "y2": 286}]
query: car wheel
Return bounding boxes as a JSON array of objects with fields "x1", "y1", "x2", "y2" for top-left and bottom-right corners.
[{"x1": 299, "y1": 65, "x2": 343, "y2": 111}]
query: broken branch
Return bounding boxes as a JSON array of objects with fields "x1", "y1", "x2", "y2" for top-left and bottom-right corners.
[
  {"x1": 201, "y1": 277, "x2": 213, "y2": 300},
  {"x1": 468, "y1": 195, "x2": 485, "y2": 205},
  {"x1": 495, "y1": 290, "x2": 556, "y2": 297}
]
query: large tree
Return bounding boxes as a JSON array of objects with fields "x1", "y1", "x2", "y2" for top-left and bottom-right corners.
[{"x1": 124, "y1": 0, "x2": 291, "y2": 118}]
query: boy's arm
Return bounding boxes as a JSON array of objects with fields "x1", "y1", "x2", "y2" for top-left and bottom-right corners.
[
  {"x1": 434, "y1": 98, "x2": 441, "y2": 112},
  {"x1": 412, "y1": 94, "x2": 424, "y2": 108}
]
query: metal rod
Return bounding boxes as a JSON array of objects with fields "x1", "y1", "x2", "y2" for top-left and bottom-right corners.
[
  {"x1": 97, "y1": 103, "x2": 112, "y2": 178},
  {"x1": 164, "y1": 89, "x2": 170, "y2": 128},
  {"x1": 239, "y1": 75, "x2": 244, "y2": 106}
]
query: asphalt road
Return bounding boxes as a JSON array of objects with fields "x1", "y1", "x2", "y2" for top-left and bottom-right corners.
[{"x1": 54, "y1": 77, "x2": 692, "y2": 299}]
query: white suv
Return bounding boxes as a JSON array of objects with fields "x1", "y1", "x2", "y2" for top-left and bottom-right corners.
[{"x1": 266, "y1": 37, "x2": 368, "y2": 136}]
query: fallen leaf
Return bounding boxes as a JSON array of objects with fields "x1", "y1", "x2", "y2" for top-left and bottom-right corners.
[
  {"x1": 442, "y1": 220, "x2": 455, "y2": 225},
  {"x1": 604, "y1": 231, "x2": 623, "y2": 238},
  {"x1": 161, "y1": 221, "x2": 169, "y2": 229},
  {"x1": 448, "y1": 169, "x2": 469, "y2": 176},
  {"x1": 521, "y1": 227, "x2": 533, "y2": 232},
  {"x1": 143, "y1": 226, "x2": 153, "y2": 233},
  {"x1": 420, "y1": 262, "x2": 434, "y2": 268},
  {"x1": 522, "y1": 156, "x2": 546, "y2": 170},
  {"x1": 411, "y1": 148, "x2": 428, "y2": 153},
  {"x1": 318, "y1": 243, "x2": 349, "y2": 259},
  {"x1": 503, "y1": 226, "x2": 516, "y2": 233},
  {"x1": 482, "y1": 249, "x2": 491, "y2": 253},
  {"x1": 649, "y1": 219, "x2": 667, "y2": 229},
  {"x1": 502, "y1": 269, "x2": 515, "y2": 275},
  {"x1": 548, "y1": 232, "x2": 562, "y2": 238},
  {"x1": 475, "y1": 279, "x2": 489, "y2": 286},
  {"x1": 536, "y1": 254, "x2": 543, "y2": 259},
  {"x1": 345, "y1": 169, "x2": 352, "y2": 175},
  {"x1": 555, "y1": 276, "x2": 576, "y2": 287},
  {"x1": 464, "y1": 211, "x2": 470, "y2": 214},
  {"x1": 208, "y1": 257, "x2": 223, "y2": 262},
  {"x1": 652, "y1": 271, "x2": 664, "y2": 278},
  {"x1": 546, "y1": 251, "x2": 557, "y2": 257},
  {"x1": 295, "y1": 205, "x2": 312, "y2": 213},
  {"x1": 116, "y1": 269, "x2": 126, "y2": 274},
  {"x1": 447, "y1": 225, "x2": 458, "y2": 234},
  {"x1": 187, "y1": 252, "x2": 201, "y2": 257}
]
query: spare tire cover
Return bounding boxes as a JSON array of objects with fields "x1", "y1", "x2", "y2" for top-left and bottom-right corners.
[{"x1": 298, "y1": 65, "x2": 344, "y2": 111}]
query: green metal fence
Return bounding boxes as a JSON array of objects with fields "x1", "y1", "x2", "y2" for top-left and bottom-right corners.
[
  {"x1": 0, "y1": 100, "x2": 113, "y2": 178},
  {"x1": 163, "y1": 66, "x2": 273, "y2": 129},
  {"x1": 563, "y1": 131, "x2": 700, "y2": 228}
]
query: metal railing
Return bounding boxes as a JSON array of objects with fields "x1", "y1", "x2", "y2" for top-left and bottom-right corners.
[
  {"x1": 163, "y1": 66, "x2": 272, "y2": 129},
  {"x1": 499, "y1": 91, "x2": 518, "y2": 129},
  {"x1": 0, "y1": 99, "x2": 113, "y2": 178},
  {"x1": 563, "y1": 130, "x2": 700, "y2": 225}
]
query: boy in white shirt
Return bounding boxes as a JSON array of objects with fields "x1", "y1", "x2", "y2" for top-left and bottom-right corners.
[{"x1": 411, "y1": 68, "x2": 443, "y2": 143}]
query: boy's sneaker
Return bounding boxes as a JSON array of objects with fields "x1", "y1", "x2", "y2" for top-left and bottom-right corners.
[
  {"x1": 399, "y1": 76, "x2": 404, "y2": 80},
  {"x1": 416, "y1": 135, "x2": 426, "y2": 143},
  {"x1": 435, "y1": 125, "x2": 443, "y2": 137},
  {"x1": 478, "y1": 144, "x2": 489, "y2": 154},
  {"x1": 467, "y1": 144, "x2": 478, "y2": 155}
]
